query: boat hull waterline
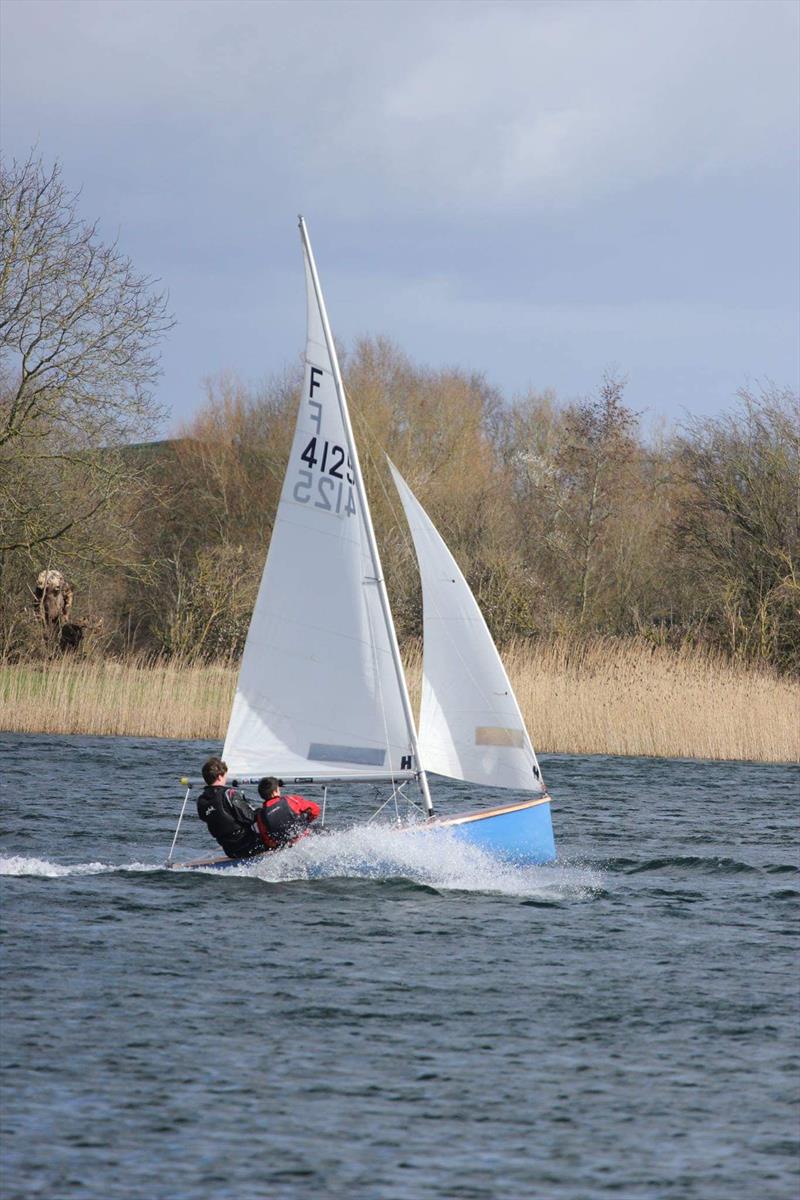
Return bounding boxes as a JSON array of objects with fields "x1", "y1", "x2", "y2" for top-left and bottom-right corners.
[{"x1": 168, "y1": 796, "x2": 556, "y2": 871}]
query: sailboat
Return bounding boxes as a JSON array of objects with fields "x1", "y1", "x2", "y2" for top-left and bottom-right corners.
[{"x1": 167, "y1": 219, "x2": 556, "y2": 870}]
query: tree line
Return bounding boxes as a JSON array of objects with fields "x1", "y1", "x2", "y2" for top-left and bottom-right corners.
[{"x1": 2, "y1": 155, "x2": 798, "y2": 673}]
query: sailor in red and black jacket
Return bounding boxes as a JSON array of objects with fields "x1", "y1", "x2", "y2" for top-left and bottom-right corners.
[
  {"x1": 255, "y1": 776, "x2": 321, "y2": 850},
  {"x1": 196, "y1": 756, "x2": 264, "y2": 859}
]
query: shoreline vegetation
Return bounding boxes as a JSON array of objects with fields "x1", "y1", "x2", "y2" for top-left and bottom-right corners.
[
  {"x1": 3, "y1": 155, "x2": 798, "y2": 785},
  {"x1": 2, "y1": 637, "x2": 797, "y2": 764}
]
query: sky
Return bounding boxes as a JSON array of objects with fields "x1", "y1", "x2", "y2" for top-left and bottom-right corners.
[{"x1": 1, "y1": 0, "x2": 798, "y2": 435}]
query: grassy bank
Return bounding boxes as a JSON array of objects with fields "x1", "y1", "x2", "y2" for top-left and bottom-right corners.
[{"x1": 1, "y1": 638, "x2": 797, "y2": 762}]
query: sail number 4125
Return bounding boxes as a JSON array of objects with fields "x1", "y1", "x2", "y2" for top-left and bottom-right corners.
[
  {"x1": 293, "y1": 436, "x2": 356, "y2": 516},
  {"x1": 299, "y1": 437, "x2": 354, "y2": 483}
]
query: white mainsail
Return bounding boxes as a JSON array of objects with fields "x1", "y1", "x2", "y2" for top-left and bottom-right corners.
[
  {"x1": 222, "y1": 233, "x2": 414, "y2": 781},
  {"x1": 389, "y1": 462, "x2": 545, "y2": 795}
]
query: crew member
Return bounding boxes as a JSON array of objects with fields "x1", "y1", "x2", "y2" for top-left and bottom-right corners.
[
  {"x1": 255, "y1": 776, "x2": 321, "y2": 850},
  {"x1": 196, "y1": 757, "x2": 265, "y2": 859}
]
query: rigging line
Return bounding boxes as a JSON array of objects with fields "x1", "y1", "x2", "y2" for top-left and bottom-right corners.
[
  {"x1": 355, "y1": 430, "x2": 426, "y2": 725},
  {"x1": 367, "y1": 781, "x2": 415, "y2": 823},
  {"x1": 350, "y1": 415, "x2": 398, "y2": 777},
  {"x1": 343, "y1": 438, "x2": 431, "y2": 777},
  {"x1": 360, "y1": 533, "x2": 400, "y2": 802},
  {"x1": 351, "y1": 408, "x2": 419, "y2": 568},
  {"x1": 355, "y1": 425, "x2": 423, "y2": 630},
  {"x1": 350, "y1": 450, "x2": 420, "y2": 820},
  {"x1": 351, "y1": 405, "x2": 399, "y2": 512},
  {"x1": 339, "y1": 360, "x2": 401, "y2": 805},
  {"x1": 166, "y1": 783, "x2": 192, "y2": 865}
]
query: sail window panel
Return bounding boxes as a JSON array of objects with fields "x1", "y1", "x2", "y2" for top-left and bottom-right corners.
[
  {"x1": 475, "y1": 727, "x2": 526, "y2": 748},
  {"x1": 308, "y1": 743, "x2": 387, "y2": 767}
]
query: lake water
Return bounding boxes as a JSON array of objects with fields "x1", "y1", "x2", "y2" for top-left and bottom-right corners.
[{"x1": 0, "y1": 732, "x2": 797, "y2": 1200}]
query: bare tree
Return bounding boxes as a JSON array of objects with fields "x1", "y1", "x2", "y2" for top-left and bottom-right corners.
[
  {"x1": 0, "y1": 153, "x2": 173, "y2": 558},
  {"x1": 0, "y1": 153, "x2": 175, "y2": 656},
  {"x1": 533, "y1": 371, "x2": 637, "y2": 626},
  {"x1": 111, "y1": 368, "x2": 300, "y2": 657},
  {"x1": 674, "y1": 384, "x2": 800, "y2": 670}
]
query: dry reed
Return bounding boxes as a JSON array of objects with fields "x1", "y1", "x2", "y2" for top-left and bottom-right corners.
[
  {"x1": 1, "y1": 638, "x2": 797, "y2": 762},
  {"x1": 503, "y1": 636, "x2": 799, "y2": 763},
  {"x1": 0, "y1": 657, "x2": 234, "y2": 743}
]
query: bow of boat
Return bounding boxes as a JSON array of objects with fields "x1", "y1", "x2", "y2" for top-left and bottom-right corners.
[{"x1": 406, "y1": 794, "x2": 556, "y2": 864}]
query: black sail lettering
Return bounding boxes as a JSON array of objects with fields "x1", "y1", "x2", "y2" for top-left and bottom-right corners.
[{"x1": 309, "y1": 366, "x2": 323, "y2": 396}]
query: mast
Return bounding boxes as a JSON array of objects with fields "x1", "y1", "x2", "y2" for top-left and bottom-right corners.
[{"x1": 298, "y1": 216, "x2": 433, "y2": 816}]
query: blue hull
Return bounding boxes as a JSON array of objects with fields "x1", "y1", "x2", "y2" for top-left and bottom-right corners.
[
  {"x1": 168, "y1": 796, "x2": 556, "y2": 871},
  {"x1": 413, "y1": 796, "x2": 556, "y2": 865}
]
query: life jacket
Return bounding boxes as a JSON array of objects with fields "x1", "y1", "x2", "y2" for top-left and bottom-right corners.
[
  {"x1": 197, "y1": 785, "x2": 263, "y2": 858},
  {"x1": 255, "y1": 796, "x2": 309, "y2": 851}
]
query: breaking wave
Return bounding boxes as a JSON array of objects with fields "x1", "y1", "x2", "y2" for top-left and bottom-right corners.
[
  {"x1": 0, "y1": 832, "x2": 602, "y2": 902},
  {"x1": 201, "y1": 823, "x2": 603, "y2": 902},
  {"x1": 0, "y1": 856, "x2": 158, "y2": 878}
]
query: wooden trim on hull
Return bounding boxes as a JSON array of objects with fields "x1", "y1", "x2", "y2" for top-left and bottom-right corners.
[{"x1": 417, "y1": 794, "x2": 551, "y2": 831}]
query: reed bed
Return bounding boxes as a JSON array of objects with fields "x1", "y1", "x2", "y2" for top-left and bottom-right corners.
[
  {"x1": 1, "y1": 638, "x2": 798, "y2": 762},
  {"x1": 501, "y1": 636, "x2": 799, "y2": 763},
  {"x1": 0, "y1": 657, "x2": 235, "y2": 743}
]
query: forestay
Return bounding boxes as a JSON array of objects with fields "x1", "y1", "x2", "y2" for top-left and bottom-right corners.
[
  {"x1": 389, "y1": 462, "x2": 545, "y2": 795},
  {"x1": 222, "y1": 245, "x2": 413, "y2": 780}
]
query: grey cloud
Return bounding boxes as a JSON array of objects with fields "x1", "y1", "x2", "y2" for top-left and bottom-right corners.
[
  {"x1": 1, "y1": 0, "x2": 796, "y2": 425},
  {"x1": 4, "y1": 0, "x2": 797, "y2": 215}
]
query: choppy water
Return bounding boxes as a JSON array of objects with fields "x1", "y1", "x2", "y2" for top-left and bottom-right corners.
[{"x1": 0, "y1": 732, "x2": 797, "y2": 1200}]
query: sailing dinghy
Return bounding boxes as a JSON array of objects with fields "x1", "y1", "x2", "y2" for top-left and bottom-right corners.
[{"x1": 167, "y1": 219, "x2": 556, "y2": 870}]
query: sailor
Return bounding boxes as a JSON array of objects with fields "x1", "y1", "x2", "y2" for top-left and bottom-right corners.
[
  {"x1": 196, "y1": 757, "x2": 265, "y2": 859},
  {"x1": 255, "y1": 777, "x2": 321, "y2": 850}
]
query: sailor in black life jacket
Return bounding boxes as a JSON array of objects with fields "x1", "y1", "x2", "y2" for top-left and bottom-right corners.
[
  {"x1": 255, "y1": 777, "x2": 321, "y2": 850},
  {"x1": 196, "y1": 757, "x2": 265, "y2": 859}
]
